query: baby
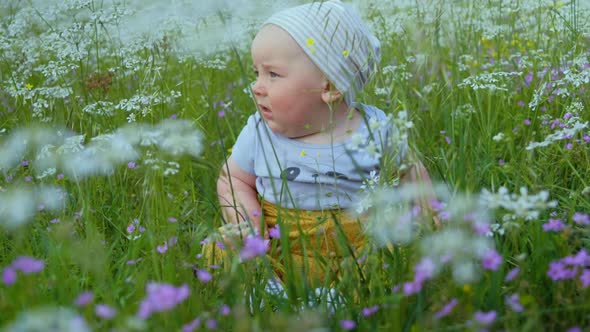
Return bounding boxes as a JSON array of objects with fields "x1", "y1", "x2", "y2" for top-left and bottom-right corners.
[{"x1": 214, "y1": 0, "x2": 434, "y2": 283}]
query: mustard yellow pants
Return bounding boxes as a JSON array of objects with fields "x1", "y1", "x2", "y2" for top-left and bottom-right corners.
[{"x1": 202, "y1": 201, "x2": 366, "y2": 284}]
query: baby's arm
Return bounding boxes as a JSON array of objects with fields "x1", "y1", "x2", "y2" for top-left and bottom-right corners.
[{"x1": 217, "y1": 156, "x2": 262, "y2": 233}]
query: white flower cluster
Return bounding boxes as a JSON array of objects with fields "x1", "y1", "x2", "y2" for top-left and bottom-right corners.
[
  {"x1": 458, "y1": 71, "x2": 522, "y2": 92},
  {"x1": 0, "y1": 120, "x2": 203, "y2": 180},
  {"x1": 0, "y1": 185, "x2": 66, "y2": 230},
  {"x1": 2, "y1": 306, "x2": 90, "y2": 332},
  {"x1": 526, "y1": 114, "x2": 588, "y2": 150},
  {"x1": 82, "y1": 90, "x2": 182, "y2": 118},
  {"x1": 479, "y1": 186, "x2": 557, "y2": 223}
]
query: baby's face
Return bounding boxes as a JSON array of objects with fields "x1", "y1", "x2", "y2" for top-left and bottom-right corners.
[{"x1": 250, "y1": 25, "x2": 333, "y2": 138}]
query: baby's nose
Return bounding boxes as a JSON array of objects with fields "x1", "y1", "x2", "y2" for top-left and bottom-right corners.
[{"x1": 251, "y1": 80, "x2": 266, "y2": 96}]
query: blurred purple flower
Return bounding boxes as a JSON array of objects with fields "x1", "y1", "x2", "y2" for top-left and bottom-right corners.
[
  {"x1": 220, "y1": 304, "x2": 231, "y2": 315},
  {"x1": 206, "y1": 318, "x2": 217, "y2": 329},
  {"x1": 572, "y1": 212, "x2": 589, "y2": 225},
  {"x1": 473, "y1": 222, "x2": 491, "y2": 236},
  {"x1": 403, "y1": 280, "x2": 422, "y2": 296},
  {"x1": 445, "y1": 136, "x2": 451, "y2": 145},
  {"x1": 95, "y1": 304, "x2": 117, "y2": 320},
  {"x1": 182, "y1": 318, "x2": 201, "y2": 332},
  {"x1": 542, "y1": 218, "x2": 565, "y2": 232},
  {"x1": 137, "y1": 282, "x2": 190, "y2": 319},
  {"x1": 157, "y1": 242, "x2": 168, "y2": 254},
  {"x1": 218, "y1": 110, "x2": 225, "y2": 118},
  {"x1": 75, "y1": 291, "x2": 94, "y2": 307},
  {"x1": 434, "y1": 298, "x2": 458, "y2": 319},
  {"x1": 168, "y1": 236, "x2": 178, "y2": 246},
  {"x1": 580, "y1": 270, "x2": 590, "y2": 288},
  {"x1": 473, "y1": 310, "x2": 496, "y2": 325},
  {"x1": 498, "y1": 159, "x2": 505, "y2": 166},
  {"x1": 168, "y1": 217, "x2": 178, "y2": 223},
  {"x1": 2, "y1": 267, "x2": 17, "y2": 285},
  {"x1": 481, "y1": 249, "x2": 502, "y2": 271},
  {"x1": 414, "y1": 257, "x2": 435, "y2": 283},
  {"x1": 195, "y1": 269, "x2": 212, "y2": 283},
  {"x1": 361, "y1": 305, "x2": 379, "y2": 317},
  {"x1": 340, "y1": 319, "x2": 356, "y2": 330},
  {"x1": 565, "y1": 143, "x2": 573, "y2": 150},
  {"x1": 505, "y1": 294, "x2": 523, "y2": 312},
  {"x1": 566, "y1": 327, "x2": 582, "y2": 332},
  {"x1": 56, "y1": 173, "x2": 65, "y2": 180},
  {"x1": 523, "y1": 118, "x2": 531, "y2": 125},
  {"x1": 269, "y1": 225, "x2": 280, "y2": 239},
  {"x1": 239, "y1": 236, "x2": 269, "y2": 261},
  {"x1": 12, "y1": 256, "x2": 45, "y2": 274},
  {"x1": 24, "y1": 176, "x2": 32, "y2": 182},
  {"x1": 127, "y1": 224, "x2": 136, "y2": 233},
  {"x1": 505, "y1": 267, "x2": 520, "y2": 282}
]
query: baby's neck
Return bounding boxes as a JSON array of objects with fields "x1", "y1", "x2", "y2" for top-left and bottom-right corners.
[{"x1": 295, "y1": 104, "x2": 362, "y2": 145}]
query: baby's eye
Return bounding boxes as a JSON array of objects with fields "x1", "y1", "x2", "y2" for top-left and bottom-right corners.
[
  {"x1": 253, "y1": 70, "x2": 259, "y2": 77},
  {"x1": 270, "y1": 72, "x2": 279, "y2": 78}
]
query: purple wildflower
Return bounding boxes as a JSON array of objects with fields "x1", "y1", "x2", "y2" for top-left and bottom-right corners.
[
  {"x1": 403, "y1": 280, "x2": 422, "y2": 296},
  {"x1": 24, "y1": 176, "x2": 32, "y2": 182},
  {"x1": 2, "y1": 267, "x2": 17, "y2": 285},
  {"x1": 566, "y1": 143, "x2": 573, "y2": 150},
  {"x1": 547, "y1": 261, "x2": 570, "y2": 281},
  {"x1": 361, "y1": 305, "x2": 379, "y2": 317},
  {"x1": 157, "y1": 242, "x2": 168, "y2": 254},
  {"x1": 445, "y1": 136, "x2": 451, "y2": 145},
  {"x1": 473, "y1": 310, "x2": 497, "y2": 326},
  {"x1": 517, "y1": 100, "x2": 526, "y2": 107},
  {"x1": 268, "y1": 225, "x2": 280, "y2": 239},
  {"x1": 473, "y1": 222, "x2": 491, "y2": 236},
  {"x1": 414, "y1": 257, "x2": 435, "y2": 283},
  {"x1": 572, "y1": 212, "x2": 589, "y2": 225},
  {"x1": 481, "y1": 249, "x2": 502, "y2": 271},
  {"x1": 434, "y1": 298, "x2": 458, "y2": 319},
  {"x1": 168, "y1": 236, "x2": 178, "y2": 246},
  {"x1": 206, "y1": 318, "x2": 217, "y2": 329},
  {"x1": 580, "y1": 270, "x2": 590, "y2": 288},
  {"x1": 566, "y1": 327, "x2": 582, "y2": 332},
  {"x1": 498, "y1": 159, "x2": 505, "y2": 165},
  {"x1": 195, "y1": 269, "x2": 212, "y2": 283},
  {"x1": 505, "y1": 294, "x2": 523, "y2": 312},
  {"x1": 95, "y1": 304, "x2": 117, "y2": 320},
  {"x1": 137, "y1": 282, "x2": 190, "y2": 319},
  {"x1": 168, "y1": 217, "x2": 177, "y2": 223},
  {"x1": 220, "y1": 304, "x2": 231, "y2": 315},
  {"x1": 524, "y1": 118, "x2": 531, "y2": 125},
  {"x1": 127, "y1": 161, "x2": 137, "y2": 169},
  {"x1": 127, "y1": 224, "x2": 136, "y2": 233},
  {"x1": 340, "y1": 319, "x2": 356, "y2": 330},
  {"x1": 218, "y1": 110, "x2": 225, "y2": 118},
  {"x1": 56, "y1": 173, "x2": 65, "y2": 180},
  {"x1": 75, "y1": 291, "x2": 94, "y2": 307},
  {"x1": 542, "y1": 218, "x2": 565, "y2": 232},
  {"x1": 239, "y1": 236, "x2": 269, "y2": 261},
  {"x1": 12, "y1": 256, "x2": 45, "y2": 274},
  {"x1": 505, "y1": 267, "x2": 520, "y2": 282},
  {"x1": 182, "y1": 318, "x2": 201, "y2": 332}
]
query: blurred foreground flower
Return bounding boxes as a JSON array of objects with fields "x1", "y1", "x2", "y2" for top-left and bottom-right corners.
[
  {"x1": 2, "y1": 306, "x2": 90, "y2": 332},
  {"x1": 137, "y1": 282, "x2": 190, "y2": 319},
  {"x1": 2, "y1": 255, "x2": 45, "y2": 285},
  {"x1": 0, "y1": 120, "x2": 203, "y2": 181},
  {"x1": 0, "y1": 185, "x2": 66, "y2": 230}
]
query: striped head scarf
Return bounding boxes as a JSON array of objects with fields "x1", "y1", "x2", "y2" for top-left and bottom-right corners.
[{"x1": 263, "y1": 0, "x2": 381, "y2": 105}]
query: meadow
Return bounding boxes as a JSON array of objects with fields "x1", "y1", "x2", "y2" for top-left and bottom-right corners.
[{"x1": 1, "y1": 0, "x2": 589, "y2": 331}]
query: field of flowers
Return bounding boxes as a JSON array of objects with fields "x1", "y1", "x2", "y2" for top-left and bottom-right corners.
[{"x1": 1, "y1": 0, "x2": 589, "y2": 331}]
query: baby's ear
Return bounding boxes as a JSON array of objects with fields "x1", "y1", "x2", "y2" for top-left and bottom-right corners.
[{"x1": 320, "y1": 80, "x2": 343, "y2": 104}]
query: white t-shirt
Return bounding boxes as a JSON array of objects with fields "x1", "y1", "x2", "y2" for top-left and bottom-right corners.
[{"x1": 230, "y1": 104, "x2": 406, "y2": 210}]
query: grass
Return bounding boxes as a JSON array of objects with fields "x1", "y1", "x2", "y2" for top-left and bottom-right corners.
[{"x1": 0, "y1": 0, "x2": 589, "y2": 331}]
